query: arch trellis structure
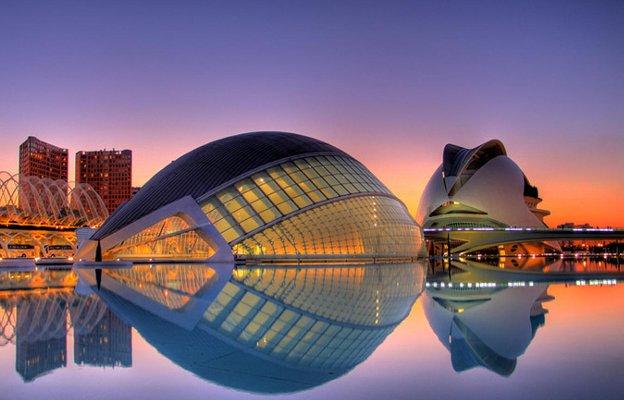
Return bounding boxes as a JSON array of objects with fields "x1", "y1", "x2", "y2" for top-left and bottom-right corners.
[
  {"x1": 0, "y1": 292, "x2": 112, "y2": 346},
  {"x1": 0, "y1": 172, "x2": 108, "y2": 228}
]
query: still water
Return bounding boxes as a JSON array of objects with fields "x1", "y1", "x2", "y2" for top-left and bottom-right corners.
[{"x1": 1, "y1": 261, "x2": 623, "y2": 400}]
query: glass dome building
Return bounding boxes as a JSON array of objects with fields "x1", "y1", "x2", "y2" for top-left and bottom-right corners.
[
  {"x1": 78, "y1": 262, "x2": 425, "y2": 393},
  {"x1": 78, "y1": 132, "x2": 424, "y2": 262}
]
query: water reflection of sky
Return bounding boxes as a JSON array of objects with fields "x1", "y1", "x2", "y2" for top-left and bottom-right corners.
[{"x1": 1, "y1": 263, "x2": 623, "y2": 400}]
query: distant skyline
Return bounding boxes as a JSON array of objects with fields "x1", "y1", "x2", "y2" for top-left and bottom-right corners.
[{"x1": 1, "y1": 1, "x2": 623, "y2": 226}]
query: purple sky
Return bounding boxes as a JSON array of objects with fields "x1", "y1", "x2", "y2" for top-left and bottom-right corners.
[{"x1": 1, "y1": 0, "x2": 623, "y2": 225}]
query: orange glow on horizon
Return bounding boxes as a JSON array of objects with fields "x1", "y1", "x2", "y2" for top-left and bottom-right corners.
[{"x1": 2, "y1": 131, "x2": 622, "y2": 228}]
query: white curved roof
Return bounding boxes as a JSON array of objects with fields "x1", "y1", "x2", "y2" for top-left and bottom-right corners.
[{"x1": 416, "y1": 140, "x2": 547, "y2": 229}]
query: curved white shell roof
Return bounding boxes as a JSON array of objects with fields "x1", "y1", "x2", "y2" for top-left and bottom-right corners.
[{"x1": 417, "y1": 140, "x2": 547, "y2": 229}]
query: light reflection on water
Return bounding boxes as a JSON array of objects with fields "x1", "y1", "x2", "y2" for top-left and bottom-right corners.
[{"x1": 0, "y1": 260, "x2": 623, "y2": 400}]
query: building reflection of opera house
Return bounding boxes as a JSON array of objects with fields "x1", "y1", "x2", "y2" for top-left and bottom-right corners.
[
  {"x1": 79, "y1": 262, "x2": 425, "y2": 393},
  {"x1": 431, "y1": 256, "x2": 624, "y2": 283},
  {"x1": 424, "y1": 283, "x2": 552, "y2": 376}
]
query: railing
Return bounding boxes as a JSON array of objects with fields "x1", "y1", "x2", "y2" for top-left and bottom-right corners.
[{"x1": 424, "y1": 227, "x2": 623, "y2": 233}]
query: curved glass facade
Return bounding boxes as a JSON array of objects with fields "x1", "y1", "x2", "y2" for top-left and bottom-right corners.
[
  {"x1": 234, "y1": 196, "x2": 421, "y2": 258},
  {"x1": 103, "y1": 265, "x2": 217, "y2": 309},
  {"x1": 200, "y1": 155, "x2": 392, "y2": 243},
  {"x1": 201, "y1": 264, "x2": 423, "y2": 370},
  {"x1": 99, "y1": 155, "x2": 421, "y2": 261},
  {"x1": 85, "y1": 133, "x2": 424, "y2": 262},
  {"x1": 196, "y1": 154, "x2": 420, "y2": 259},
  {"x1": 229, "y1": 264, "x2": 423, "y2": 326},
  {"x1": 91, "y1": 132, "x2": 348, "y2": 240},
  {"x1": 105, "y1": 216, "x2": 214, "y2": 260}
]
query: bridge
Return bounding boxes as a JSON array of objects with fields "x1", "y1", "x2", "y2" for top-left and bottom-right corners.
[{"x1": 424, "y1": 227, "x2": 624, "y2": 255}]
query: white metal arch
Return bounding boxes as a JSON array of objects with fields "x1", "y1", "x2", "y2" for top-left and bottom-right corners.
[{"x1": 0, "y1": 171, "x2": 109, "y2": 228}]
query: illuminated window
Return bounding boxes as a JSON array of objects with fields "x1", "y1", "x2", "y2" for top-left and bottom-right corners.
[
  {"x1": 235, "y1": 196, "x2": 421, "y2": 258},
  {"x1": 105, "y1": 216, "x2": 214, "y2": 259},
  {"x1": 199, "y1": 155, "x2": 396, "y2": 245}
]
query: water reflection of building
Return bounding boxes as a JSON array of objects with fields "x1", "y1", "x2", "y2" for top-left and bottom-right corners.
[
  {"x1": 79, "y1": 262, "x2": 425, "y2": 393},
  {"x1": 0, "y1": 269, "x2": 78, "y2": 291},
  {"x1": 424, "y1": 284, "x2": 552, "y2": 376},
  {"x1": 437, "y1": 257, "x2": 623, "y2": 283},
  {"x1": 15, "y1": 293, "x2": 68, "y2": 382},
  {"x1": 74, "y1": 309, "x2": 132, "y2": 368},
  {"x1": 0, "y1": 271, "x2": 132, "y2": 381},
  {"x1": 16, "y1": 334, "x2": 67, "y2": 382}
]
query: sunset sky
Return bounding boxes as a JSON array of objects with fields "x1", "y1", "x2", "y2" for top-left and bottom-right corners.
[{"x1": 1, "y1": 1, "x2": 622, "y2": 227}]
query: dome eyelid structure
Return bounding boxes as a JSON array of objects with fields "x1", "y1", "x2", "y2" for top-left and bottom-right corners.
[
  {"x1": 193, "y1": 151, "x2": 365, "y2": 206},
  {"x1": 92, "y1": 131, "x2": 350, "y2": 241},
  {"x1": 79, "y1": 132, "x2": 424, "y2": 263},
  {"x1": 442, "y1": 139, "x2": 507, "y2": 196}
]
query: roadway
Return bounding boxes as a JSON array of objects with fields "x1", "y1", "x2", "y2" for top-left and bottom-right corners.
[{"x1": 424, "y1": 227, "x2": 624, "y2": 254}]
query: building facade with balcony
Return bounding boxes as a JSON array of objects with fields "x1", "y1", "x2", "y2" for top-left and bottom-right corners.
[
  {"x1": 76, "y1": 149, "x2": 132, "y2": 213},
  {"x1": 19, "y1": 136, "x2": 68, "y2": 181}
]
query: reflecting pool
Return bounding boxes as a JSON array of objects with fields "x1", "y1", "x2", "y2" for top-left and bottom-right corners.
[{"x1": 1, "y1": 261, "x2": 623, "y2": 400}]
